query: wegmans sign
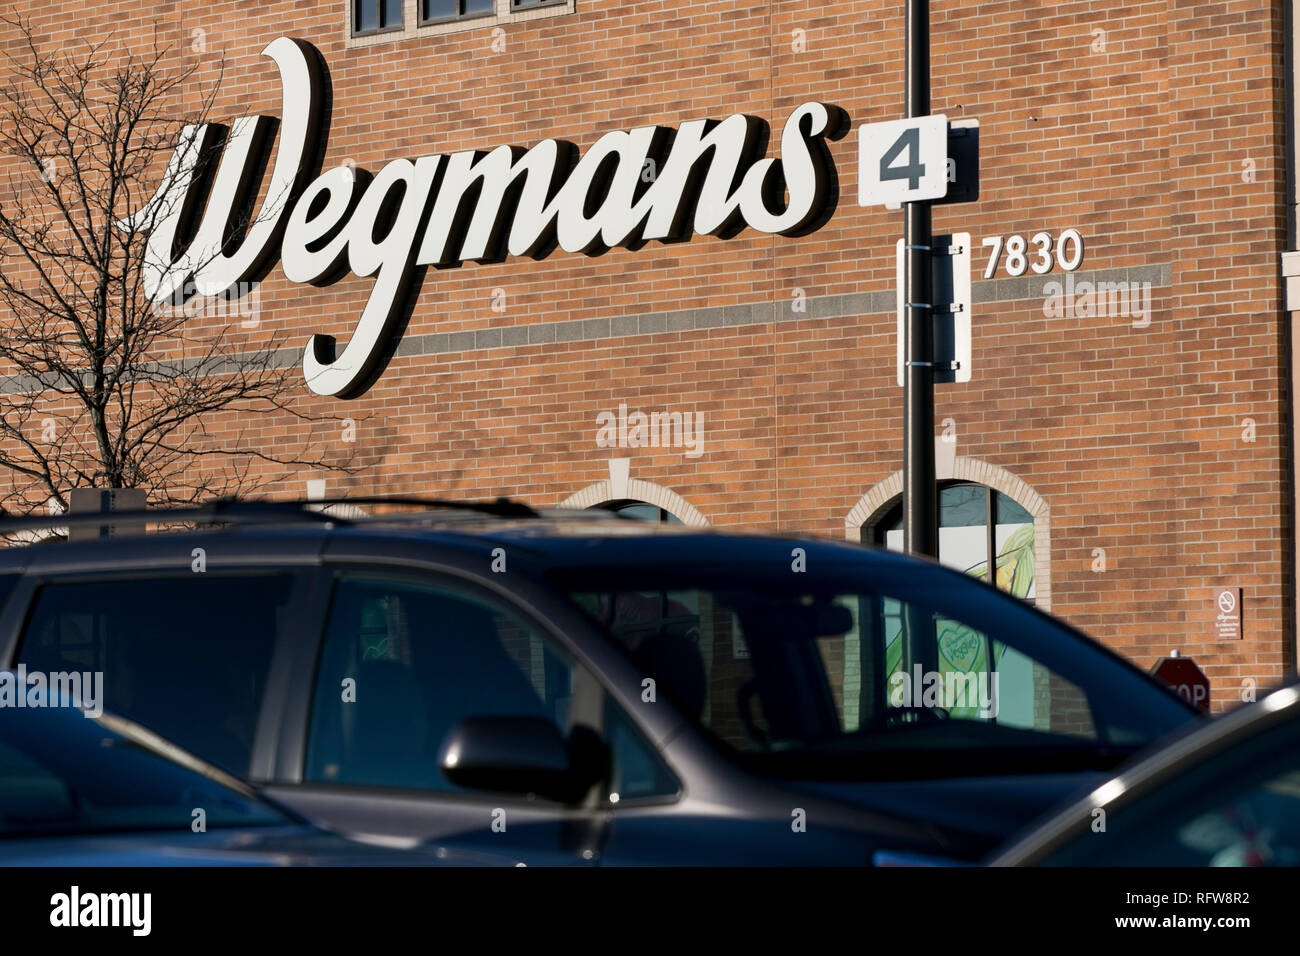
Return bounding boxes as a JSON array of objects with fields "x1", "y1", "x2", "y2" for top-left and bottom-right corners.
[{"x1": 126, "y1": 37, "x2": 851, "y2": 398}]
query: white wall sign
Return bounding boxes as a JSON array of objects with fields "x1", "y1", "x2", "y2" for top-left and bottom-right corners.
[
  {"x1": 894, "y1": 233, "x2": 970, "y2": 386},
  {"x1": 858, "y1": 115, "x2": 949, "y2": 207},
  {"x1": 124, "y1": 38, "x2": 850, "y2": 398}
]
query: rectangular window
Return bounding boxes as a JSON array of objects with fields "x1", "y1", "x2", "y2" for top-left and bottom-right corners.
[
  {"x1": 512, "y1": 0, "x2": 565, "y2": 8},
  {"x1": 17, "y1": 574, "x2": 296, "y2": 776},
  {"x1": 421, "y1": 0, "x2": 494, "y2": 24},
  {"x1": 305, "y1": 574, "x2": 575, "y2": 793},
  {"x1": 561, "y1": 566, "x2": 1195, "y2": 779},
  {"x1": 354, "y1": 0, "x2": 404, "y2": 36}
]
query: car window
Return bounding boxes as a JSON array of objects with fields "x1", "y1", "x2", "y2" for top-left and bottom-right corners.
[
  {"x1": 0, "y1": 573, "x2": 20, "y2": 618},
  {"x1": 17, "y1": 574, "x2": 295, "y2": 776},
  {"x1": 304, "y1": 574, "x2": 575, "y2": 794},
  {"x1": 1042, "y1": 713, "x2": 1300, "y2": 866},
  {"x1": 850, "y1": 593, "x2": 1097, "y2": 738},
  {"x1": 559, "y1": 562, "x2": 1196, "y2": 778},
  {"x1": 0, "y1": 706, "x2": 285, "y2": 837},
  {"x1": 602, "y1": 695, "x2": 679, "y2": 803}
]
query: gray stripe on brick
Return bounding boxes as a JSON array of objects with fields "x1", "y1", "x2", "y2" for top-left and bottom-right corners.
[
  {"x1": 553, "y1": 320, "x2": 585, "y2": 343},
  {"x1": 0, "y1": 265, "x2": 1172, "y2": 395},
  {"x1": 390, "y1": 264, "x2": 1167, "y2": 354}
]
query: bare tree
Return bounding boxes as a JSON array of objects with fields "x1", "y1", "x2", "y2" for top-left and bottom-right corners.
[{"x1": 0, "y1": 13, "x2": 349, "y2": 516}]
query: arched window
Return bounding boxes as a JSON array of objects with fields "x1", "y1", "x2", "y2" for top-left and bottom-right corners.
[
  {"x1": 559, "y1": 469, "x2": 707, "y2": 526},
  {"x1": 865, "y1": 481, "x2": 1037, "y2": 602},
  {"x1": 596, "y1": 499, "x2": 684, "y2": 524}
]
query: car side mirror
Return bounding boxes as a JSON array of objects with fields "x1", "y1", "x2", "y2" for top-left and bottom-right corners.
[{"x1": 438, "y1": 715, "x2": 602, "y2": 803}]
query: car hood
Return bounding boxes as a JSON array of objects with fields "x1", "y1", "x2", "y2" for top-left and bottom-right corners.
[
  {"x1": 0, "y1": 824, "x2": 520, "y2": 866},
  {"x1": 796, "y1": 772, "x2": 1104, "y2": 857}
]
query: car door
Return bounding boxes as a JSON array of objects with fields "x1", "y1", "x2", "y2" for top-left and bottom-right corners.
[
  {"x1": 259, "y1": 565, "x2": 609, "y2": 866},
  {"x1": 7, "y1": 566, "x2": 314, "y2": 780}
]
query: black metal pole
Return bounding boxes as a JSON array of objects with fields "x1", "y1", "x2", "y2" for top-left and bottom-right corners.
[{"x1": 903, "y1": 0, "x2": 938, "y2": 559}]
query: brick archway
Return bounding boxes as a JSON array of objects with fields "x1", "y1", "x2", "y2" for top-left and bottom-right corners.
[
  {"x1": 558, "y1": 459, "x2": 709, "y2": 527},
  {"x1": 845, "y1": 457, "x2": 1052, "y2": 609}
]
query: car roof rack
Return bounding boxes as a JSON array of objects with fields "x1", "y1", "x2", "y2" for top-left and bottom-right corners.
[
  {"x1": 0, "y1": 494, "x2": 553, "y2": 538},
  {"x1": 302, "y1": 495, "x2": 541, "y2": 518}
]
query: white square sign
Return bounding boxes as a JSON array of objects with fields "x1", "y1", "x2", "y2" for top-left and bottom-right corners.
[{"x1": 859, "y1": 115, "x2": 949, "y2": 207}]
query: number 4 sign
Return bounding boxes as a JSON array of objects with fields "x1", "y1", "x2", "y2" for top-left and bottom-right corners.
[{"x1": 858, "y1": 115, "x2": 949, "y2": 206}]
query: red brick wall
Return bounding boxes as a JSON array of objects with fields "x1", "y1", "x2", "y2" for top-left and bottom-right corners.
[{"x1": 0, "y1": 1, "x2": 1293, "y2": 710}]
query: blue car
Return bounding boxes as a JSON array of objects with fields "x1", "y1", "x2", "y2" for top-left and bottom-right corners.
[
  {"x1": 0, "y1": 498, "x2": 1202, "y2": 864},
  {"x1": 0, "y1": 692, "x2": 516, "y2": 866}
]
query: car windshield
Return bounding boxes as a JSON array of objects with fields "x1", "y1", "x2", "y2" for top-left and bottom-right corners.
[
  {"x1": 1037, "y1": 702, "x2": 1300, "y2": 866},
  {"x1": 0, "y1": 703, "x2": 287, "y2": 838},
  {"x1": 557, "y1": 559, "x2": 1198, "y2": 779}
]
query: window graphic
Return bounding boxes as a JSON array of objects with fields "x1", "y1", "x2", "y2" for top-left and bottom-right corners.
[
  {"x1": 869, "y1": 481, "x2": 1036, "y2": 600},
  {"x1": 865, "y1": 482, "x2": 1061, "y2": 728}
]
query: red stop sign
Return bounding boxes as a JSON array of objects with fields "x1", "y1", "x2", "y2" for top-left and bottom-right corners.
[{"x1": 1151, "y1": 657, "x2": 1211, "y2": 712}]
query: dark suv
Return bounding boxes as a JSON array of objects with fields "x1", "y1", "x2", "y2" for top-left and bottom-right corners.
[{"x1": 0, "y1": 500, "x2": 1200, "y2": 865}]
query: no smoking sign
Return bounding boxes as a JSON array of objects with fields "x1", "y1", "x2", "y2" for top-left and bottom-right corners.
[{"x1": 1212, "y1": 586, "x2": 1242, "y2": 641}]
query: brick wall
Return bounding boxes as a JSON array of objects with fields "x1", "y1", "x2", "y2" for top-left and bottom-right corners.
[{"x1": 0, "y1": 0, "x2": 1293, "y2": 709}]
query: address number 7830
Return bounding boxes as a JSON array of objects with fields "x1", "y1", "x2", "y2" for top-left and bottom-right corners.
[{"x1": 980, "y1": 229, "x2": 1084, "y2": 279}]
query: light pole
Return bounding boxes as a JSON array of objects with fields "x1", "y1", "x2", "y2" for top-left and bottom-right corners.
[
  {"x1": 899, "y1": 0, "x2": 941, "y2": 686},
  {"x1": 902, "y1": 0, "x2": 938, "y2": 559}
]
